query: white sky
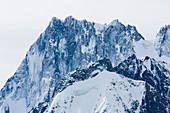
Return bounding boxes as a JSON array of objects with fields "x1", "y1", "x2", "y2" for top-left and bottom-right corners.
[{"x1": 0, "y1": 0, "x2": 170, "y2": 89}]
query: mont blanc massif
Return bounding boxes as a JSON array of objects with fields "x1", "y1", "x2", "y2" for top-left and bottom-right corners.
[{"x1": 0, "y1": 16, "x2": 169, "y2": 113}]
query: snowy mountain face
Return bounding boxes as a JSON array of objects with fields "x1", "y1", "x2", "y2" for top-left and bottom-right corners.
[
  {"x1": 29, "y1": 55, "x2": 169, "y2": 113},
  {"x1": 29, "y1": 58, "x2": 116, "y2": 113},
  {"x1": 0, "y1": 16, "x2": 144, "y2": 113},
  {"x1": 113, "y1": 55, "x2": 170, "y2": 113},
  {"x1": 155, "y1": 24, "x2": 170, "y2": 57},
  {"x1": 0, "y1": 16, "x2": 169, "y2": 113},
  {"x1": 45, "y1": 70, "x2": 145, "y2": 113}
]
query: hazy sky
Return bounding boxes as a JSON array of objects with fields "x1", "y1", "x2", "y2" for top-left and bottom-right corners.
[{"x1": 0, "y1": 0, "x2": 170, "y2": 89}]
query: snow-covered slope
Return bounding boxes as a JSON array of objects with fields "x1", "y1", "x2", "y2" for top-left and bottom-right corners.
[
  {"x1": 0, "y1": 16, "x2": 169, "y2": 113},
  {"x1": 29, "y1": 55, "x2": 169, "y2": 113},
  {"x1": 0, "y1": 16, "x2": 144, "y2": 113},
  {"x1": 46, "y1": 70, "x2": 145, "y2": 113},
  {"x1": 154, "y1": 24, "x2": 170, "y2": 57},
  {"x1": 134, "y1": 39, "x2": 170, "y2": 64}
]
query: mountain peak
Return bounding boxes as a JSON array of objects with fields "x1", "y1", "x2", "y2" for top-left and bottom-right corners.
[
  {"x1": 64, "y1": 15, "x2": 77, "y2": 23},
  {"x1": 51, "y1": 17, "x2": 58, "y2": 22},
  {"x1": 49, "y1": 17, "x2": 62, "y2": 28},
  {"x1": 154, "y1": 24, "x2": 170, "y2": 57},
  {"x1": 109, "y1": 19, "x2": 122, "y2": 26},
  {"x1": 65, "y1": 15, "x2": 74, "y2": 21},
  {"x1": 0, "y1": 16, "x2": 160, "y2": 113},
  {"x1": 159, "y1": 24, "x2": 170, "y2": 35}
]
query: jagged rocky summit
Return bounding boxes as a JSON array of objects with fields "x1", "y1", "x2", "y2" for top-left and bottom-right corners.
[
  {"x1": 0, "y1": 16, "x2": 169, "y2": 113},
  {"x1": 155, "y1": 24, "x2": 170, "y2": 57}
]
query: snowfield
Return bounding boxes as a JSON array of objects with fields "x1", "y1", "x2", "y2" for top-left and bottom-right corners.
[
  {"x1": 47, "y1": 70, "x2": 145, "y2": 113},
  {"x1": 0, "y1": 16, "x2": 169, "y2": 113},
  {"x1": 134, "y1": 39, "x2": 170, "y2": 64}
]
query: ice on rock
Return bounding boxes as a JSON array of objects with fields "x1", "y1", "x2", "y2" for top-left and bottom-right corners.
[
  {"x1": 109, "y1": 19, "x2": 121, "y2": 26},
  {"x1": 0, "y1": 16, "x2": 169, "y2": 113},
  {"x1": 154, "y1": 24, "x2": 170, "y2": 57}
]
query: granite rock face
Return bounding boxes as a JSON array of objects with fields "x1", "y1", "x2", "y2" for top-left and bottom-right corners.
[
  {"x1": 155, "y1": 24, "x2": 170, "y2": 57},
  {"x1": 113, "y1": 54, "x2": 170, "y2": 113},
  {"x1": 0, "y1": 16, "x2": 144, "y2": 113},
  {"x1": 1, "y1": 16, "x2": 170, "y2": 113}
]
